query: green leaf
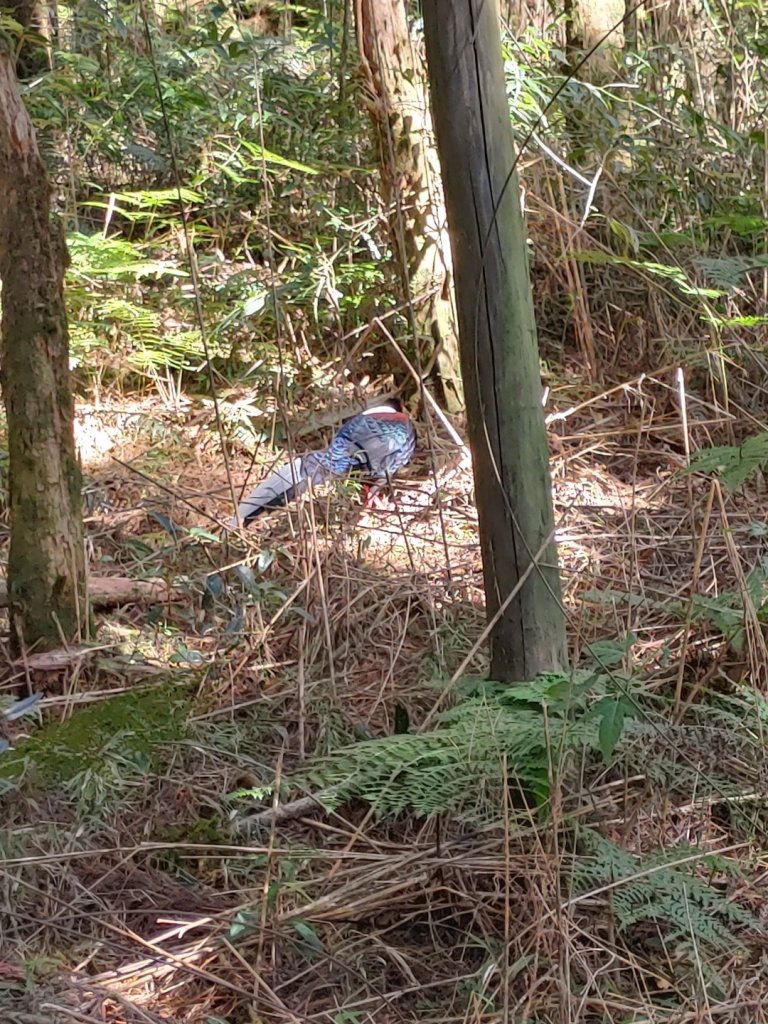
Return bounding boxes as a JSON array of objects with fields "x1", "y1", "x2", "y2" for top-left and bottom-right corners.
[
  {"x1": 234, "y1": 564, "x2": 259, "y2": 594},
  {"x1": 256, "y1": 549, "x2": 274, "y2": 574},
  {"x1": 687, "y1": 432, "x2": 768, "y2": 490},
  {"x1": 243, "y1": 290, "x2": 268, "y2": 317},
  {"x1": 228, "y1": 909, "x2": 257, "y2": 941},
  {"x1": 595, "y1": 697, "x2": 630, "y2": 760},
  {"x1": 187, "y1": 527, "x2": 221, "y2": 542},
  {"x1": 239, "y1": 139, "x2": 320, "y2": 175},
  {"x1": 695, "y1": 254, "x2": 768, "y2": 288},
  {"x1": 703, "y1": 213, "x2": 768, "y2": 235},
  {"x1": 570, "y1": 250, "x2": 725, "y2": 298},
  {"x1": 170, "y1": 646, "x2": 204, "y2": 666},
  {"x1": 584, "y1": 632, "x2": 635, "y2": 669},
  {"x1": 704, "y1": 314, "x2": 768, "y2": 327},
  {"x1": 266, "y1": 879, "x2": 280, "y2": 911},
  {"x1": 609, "y1": 218, "x2": 640, "y2": 256},
  {"x1": 573, "y1": 827, "x2": 757, "y2": 954},
  {"x1": 290, "y1": 920, "x2": 325, "y2": 958},
  {"x1": 543, "y1": 671, "x2": 602, "y2": 702}
]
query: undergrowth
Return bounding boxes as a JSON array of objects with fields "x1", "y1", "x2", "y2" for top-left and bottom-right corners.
[
  {"x1": 0, "y1": 683, "x2": 189, "y2": 811},
  {"x1": 2, "y1": 0, "x2": 768, "y2": 1020}
]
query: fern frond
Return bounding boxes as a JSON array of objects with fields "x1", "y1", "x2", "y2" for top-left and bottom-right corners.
[
  {"x1": 293, "y1": 679, "x2": 620, "y2": 819},
  {"x1": 573, "y1": 828, "x2": 757, "y2": 953},
  {"x1": 687, "y1": 432, "x2": 768, "y2": 490},
  {"x1": 128, "y1": 330, "x2": 206, "y2": 372},
  {"x1": 586, "y1": 570, "x2": 768, "y2": 654},
  {"x1": 67, "y1": 232, "x2": 185, "y2": 280},
  {"x1": 694, "y1": 254, "x2": 768, "y2": 288}
]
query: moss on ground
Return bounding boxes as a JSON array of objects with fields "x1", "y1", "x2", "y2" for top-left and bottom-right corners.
[{"x1": 0, "y1": 681, "x2": 189, "y2": 790}]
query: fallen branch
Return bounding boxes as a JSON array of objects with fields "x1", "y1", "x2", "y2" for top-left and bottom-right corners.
[
  {"x1": 14, "y1": 647, "x2": 97, "y2": 672},
  {"x1": 0, "y1": 576, "x2": 186, "y2": 609},
  {"x1": 237, "y1": 795, "x2": 326, "y2": 830}
]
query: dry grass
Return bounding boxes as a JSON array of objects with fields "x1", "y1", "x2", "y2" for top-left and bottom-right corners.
[{"x1": 2, "y1": 362, "x2": 768, "y2": 1023}]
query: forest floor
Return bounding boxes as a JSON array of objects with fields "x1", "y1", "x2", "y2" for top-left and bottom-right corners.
[{"x1": 3, "y1": 375, "x2": 768, "y2": 1024}]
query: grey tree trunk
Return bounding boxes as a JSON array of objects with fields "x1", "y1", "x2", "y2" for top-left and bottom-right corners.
[
  {"x1": 421, "y1": 0, "x2": 567, "y2": 681},
  {"x1": 0, "y1": 46, "x2": 87, "y2": 652}
]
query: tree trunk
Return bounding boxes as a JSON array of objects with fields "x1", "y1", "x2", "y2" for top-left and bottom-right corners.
[
  {"x1": 4, "y1": 0, "x2": 54, "y2": 77},
  {"x1": 564, "y1": 0, "x2": 625, "y2": 78},
  {"x1": 0, "y1": 46, "x2": 87, "y2": 653},
  {"x1": 422, "y1": 0, "x2": 567, "y2": 681},
  {"x1": 357, "y1": 0, "x2": 465, "y2": 413}
]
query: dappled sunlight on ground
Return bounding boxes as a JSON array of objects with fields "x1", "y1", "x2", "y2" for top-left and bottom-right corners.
[{"x1": 68, "y1": 376, "x2": 768, "y2": 713}]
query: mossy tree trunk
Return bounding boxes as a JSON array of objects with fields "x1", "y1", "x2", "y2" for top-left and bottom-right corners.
[
  {"x1": 357, "y1": 0, "x2": 464, "y2": 413},
  {"x1": 0, "y1": 46, "x2": 87, "y2": 653},
  {"x1": 422, "y1": 0, "x2": 567, "y2": 681}
]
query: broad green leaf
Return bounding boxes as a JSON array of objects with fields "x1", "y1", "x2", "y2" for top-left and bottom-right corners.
[
  {"x1": 584, "y1": 632, "x2": 635, "y2": 669},
  {"x1": 595, "y1": 697, "x2": 629, "y2": 760},
  {"x1": 228, "y1": 910, "x2": 257, "y2": 941}
]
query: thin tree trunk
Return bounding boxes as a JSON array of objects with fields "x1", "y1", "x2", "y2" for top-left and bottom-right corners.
[
  {"x1": 357, "y1": 0, "x2": 464, "y2": 413},
  {"x1": 0, "y1": 46, "x2": 87, "y2": 652},
  {"x1": 422, "y1": 0, "x2": 567, "y2": 681},
  {"x1": 4, "y1": 0, "x2": 54, "y2": 76}
]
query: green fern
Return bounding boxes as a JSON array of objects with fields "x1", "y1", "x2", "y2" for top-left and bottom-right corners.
[
  {"x1": 694, "y1": 254, "x2": 768, "y2": 289},
  {"x1": 82, "y1": 187, "x2": 204, "y2": 226},
  {"x1": 297, "y1": 707, "x2": 592, "y2": 817},
  {"x1": 291, "y1": 672, "x2": 635, "y2": 819},
  {"x1": 129, "y1": 329, "x2": 206, "y2": 372},
  {"x1": 67, "y1": 231, "x2": 185, "y2": 280},
  {"x1": 618, "y1": 684, "x2": 768, "y2": 800},
  {"x1": 65, "y1": 233, "x2": 210, "y2": 374},
  {"x1": 687, "y1": 432, "x2": 768, "y2": 490},
  {"x1": 573, "y1": 827, "x2": 757, "y2": 953},
  {"x1": 571, "y1": 250, "x2": 724, "y2": 299}
]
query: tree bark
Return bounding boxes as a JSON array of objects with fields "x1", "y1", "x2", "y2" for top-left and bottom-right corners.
[
  {"x1": 564, "y1": 0, "x2": 625, "y2": 78},
  {"x1": 357, "y1": 0, "x2": 464, "y2": 413},
  {"x1": 422, "y1": 0, "x2": 567, "y2": 681},
  {"x1": 3, "y1": 0, "x2": 54, "y2": 77},
  {"x1": 0, "y1": 46, "x2": 87, "y2": 652}
]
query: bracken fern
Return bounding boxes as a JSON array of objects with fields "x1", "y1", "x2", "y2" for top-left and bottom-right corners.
[
  {"x1": 292, "y1": 672, "x2": 632, "y2": 819},
  {"x1": 572, "y1": 827, "x2": 757, "y2": 954}
]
